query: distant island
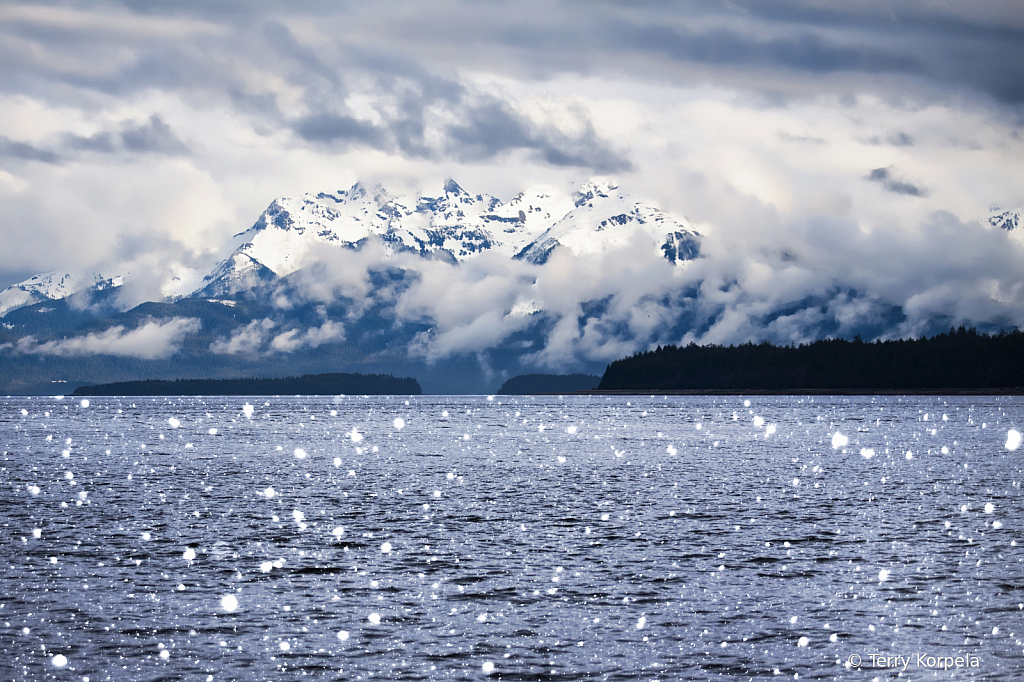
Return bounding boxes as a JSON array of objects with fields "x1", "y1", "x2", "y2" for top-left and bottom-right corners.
[
  {"x1": 599, "y1": 327, "x2": 1024, "y2": 391},
  {"x1": 72, "y1": 372, "x2": 421, "y2": 396},
  {"x1": 497, "y1": 373, "x2": 601, "y2": 394}
]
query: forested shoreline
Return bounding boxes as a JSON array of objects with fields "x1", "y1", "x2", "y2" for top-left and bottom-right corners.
[
  {"x1": 599, "y1": 327, "x2": 1024, "y2": 391},
  {"x1": 72, "y1": 372, "x2": 421, "y2": 396},
  {"x1": 496, "y1": 374, "x2": 601, "y2": 395}
]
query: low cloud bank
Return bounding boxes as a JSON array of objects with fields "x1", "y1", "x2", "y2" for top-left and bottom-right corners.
[
  {"x1": 251, "y1": 208, "x2": 1024, "y2": 371},
  {"x1": 6, "y1": 207, "x2": 1023, "y2": 374},
  {"x1": 210, "y1": 317, "x2": 345, "y2": 355},
  {"x1": 10, "y1": 317, "x2": 200, "y2": 359}
]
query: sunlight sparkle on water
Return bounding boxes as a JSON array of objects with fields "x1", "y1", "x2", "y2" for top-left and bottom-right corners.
[{"x1": 4, "y1": 394, "x2": 1022, "y2": 680}]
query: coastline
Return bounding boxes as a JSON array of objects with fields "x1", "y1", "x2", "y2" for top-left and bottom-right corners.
[{"x1": 532, "y1": 388, "x2": 1024, "y2": 396}]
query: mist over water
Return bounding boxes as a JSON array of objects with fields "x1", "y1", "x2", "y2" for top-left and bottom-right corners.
[{"x1": 2, "y1": 394, "x2": 1022, "y2": 680}]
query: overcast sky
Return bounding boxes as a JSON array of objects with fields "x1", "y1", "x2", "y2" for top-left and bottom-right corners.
[{"x1": 1, "y1": 0, "x2": 1023, "y2": 346}]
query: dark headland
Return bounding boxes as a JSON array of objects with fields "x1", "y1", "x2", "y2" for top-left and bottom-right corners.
[
  {"x1": 595, "y1": 327, "x2": 1024, "y2": 394},
  {"x1": 72, "y1": 372, "x2": 421, "y2": 396},
  {"x1": 497, "y1": 374, "x2": 601, "y2": 395}
]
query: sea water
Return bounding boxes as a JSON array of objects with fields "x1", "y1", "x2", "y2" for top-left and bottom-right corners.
[{"x1": 1, "y1": 394, "x2": 1022, "y2": 680}]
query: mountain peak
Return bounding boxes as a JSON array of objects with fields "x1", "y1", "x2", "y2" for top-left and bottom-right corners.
[
  {"x1": 345, "y1": 181, "x2": 368, "y2": 200},
  {"x1": 0, "y1": 270, "x2": 123, "y2": 317},
  {"x1": 572, "y1": 179, "x2": 619, "y2": 207},
  {"x1": 443, "y1": 178, "x2": 465, "y2": 196}
]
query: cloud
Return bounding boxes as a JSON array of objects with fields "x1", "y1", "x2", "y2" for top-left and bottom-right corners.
[
  {"x1": 681, "y1": 209, "x2": 1024, "y2": 345},
  {"x1": 0, "y1": 136, "x2": 60, "y2": 163},
  {"x1": 269, "y1": 319, "x2": 345, "y2": 352},
  {"x1": 462, "y1": 2, "x2": 1024, "y2": 103},
  {"x1": 282, "y1": 199, "x2": 1024, "y2": 370},
  {"x1": 722, "y1": 1, "x2": 1024, "y2": 103},
  {"x1": 210, "y1": 318, "x2": 275, "y2": 354},
  {"x1": 65, "y1": 130, "x2": 117, "y2": 153},
  {"x1": 613, "y1": 23, "x2": 920, "y2": 76},
  {"x1": 292, "y1": 114, "x2": 385, "y2": 146},
  {"x1": 396, "y1": 251, "x2": 539, "y2": 361},
  {"x1": 14, "y1": 317, "x2": 200, "y2": 358},
  {"x1": 445, "y1": 99, "x2": 630, "y2": 172},
  {"x1": 0, "y1": 115, "x2": 187, "y2": 167},
  {"x1": 888, "y1": 132, "x2": 914, "y2": 147},
  {"x1": 210, "y1": 316, "x2": 345, "y2": 354},
  {"x1": 266, "y1": 239, "x2": 393, "y2": 313},
  {"x1": 291, "y1": 87, "x2": 629, "y2": 171},
  {"x1": 120, "y1": 115, "x2": 188, "y2": 154},
  {"x1": 1, "y1": 0, "x2": 1023, "y2": 360},
  {"x1": 867, "y1": 167, "x2": 926, "y2": 196}
]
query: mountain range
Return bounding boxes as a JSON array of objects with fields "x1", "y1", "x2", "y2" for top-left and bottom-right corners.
[
  {"x1": 0, "y1": 179, "x2": 702, "y2": 394},
  {"x1": 2, "y1": 180, "x2": 1021, "y2": 395}
]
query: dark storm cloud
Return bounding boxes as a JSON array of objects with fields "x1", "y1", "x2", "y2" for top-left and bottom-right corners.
[
  {"x1": 3, "y1": 0, "x2": 1020, "y2": 178},
  {"x1": 610, "y1": 23, "x2": 919, "y2": 75},
  {"x1": 0, "y1": 136, "x2": 60, "y2": 163},
  {"x1": 1, "y1": 116, "x2": 186, "y2": 164},
  {"x1": 65, "y1": 131, "x2": 117, "y2": 153},
  {"x1": 466, "y1": 2, "x2": 1024, "y2": 104},
  {"x1": 292, "y1": 113, "x2": 385, "y2": 146},
  {"x1": 889, "y1": 132, "x2": 914, "y2": 147},
  {"x1": 258, "y1": 20, "x2": 343, "y2": 93},
  {"x1": 730, "y1": 0, "x2": 1022, "y2": 35},
  {"x1": 867, "y1": 167, "x2": 926, "y2": 197},
  {"x1": 120, "y1": 116, "x2": 188, "y2": 154},
  {"x1": 863, "y1": 132, "x2": 916, "y2": 147},
  {"x1": 6, "y1": 1, "x2": 1024, "y2": 105},
  {"x1": 446, "y1": 100, "x2": 631, "y2": 172},
  {"x1": 292, "y1": 90, "x2": 629, "y2": 171}
]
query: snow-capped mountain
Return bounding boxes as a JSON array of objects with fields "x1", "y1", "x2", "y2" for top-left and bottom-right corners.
[
  {"x1": 200, "y1": 179, "x2": 510, "y2": 295},
  {"x1": 197, "y1": 178, "x2": 701, "y2": 296},
  {"x1": 0, "y1": 271, "x2": 122, "y2": 317},
  {"x1": 6, "y1": 183, "x2": 1024, "y2": 395},
  {"x1": 514, "y1": 180, "x2": 699, "y2": 265},
  {"x1": 0, "y1": 178, "x2": 701, "y2": 314}
]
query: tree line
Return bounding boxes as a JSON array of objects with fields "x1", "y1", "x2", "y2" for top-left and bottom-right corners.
[
  {"x1": 598, "y1": 327, "x2": 1024, "y2": 390},
  {"x1": 496, "y1": 373, "x2": 601, "y2": 395},
  {"x1": 72, "y1": 372, "x2": 421, "y2": 396}
]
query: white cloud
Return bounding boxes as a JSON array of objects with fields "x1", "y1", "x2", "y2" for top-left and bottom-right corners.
[
  {"x1": 331, "y1": 199, "x2": 1024, "y2": 367},
  {"x1": 210, "y1": 318, "x2": 275, "y2": 354},
  {"x1": 2, "y1": 1, "x2": 1023, "y2": 361},
  {"x1": 16, "y1": 317, "x2": 200, "y2": 359},
  {"x1": 269, "y1": 320, "x2": 345, "y2": 352},
  {"x1": 210, "y1": 316, "x2": 345, "y2": 354}
]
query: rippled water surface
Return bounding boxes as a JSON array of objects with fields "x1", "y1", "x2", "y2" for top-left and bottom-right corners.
[{"x1": 2, "y1": 394, "x2": 1023, "y2": 680}]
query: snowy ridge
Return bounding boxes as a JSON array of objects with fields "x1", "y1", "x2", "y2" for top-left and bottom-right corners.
[
  {"x1": 202, "y1": 180, "x2": 513, "y2": 291},
  {"x1": 0, "y1": 271, "x2": 122, "y2": 317},
  {"x1": 514, "y1": 180, "x2": 700, "y2": 265},
  {"x1": 2, "y1": 178, "x2": 703, "y2": 314},
  {"x1": 204, "y1": 177, "x2": 701, "y2": 292}
]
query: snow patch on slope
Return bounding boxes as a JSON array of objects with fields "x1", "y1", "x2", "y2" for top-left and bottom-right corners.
[
  {"x1": 514, "y1": 180, "x2": 700, "y2": 265},
  {"x1": 0, "y1": 272, "x2": 124, "y2": 317}
]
